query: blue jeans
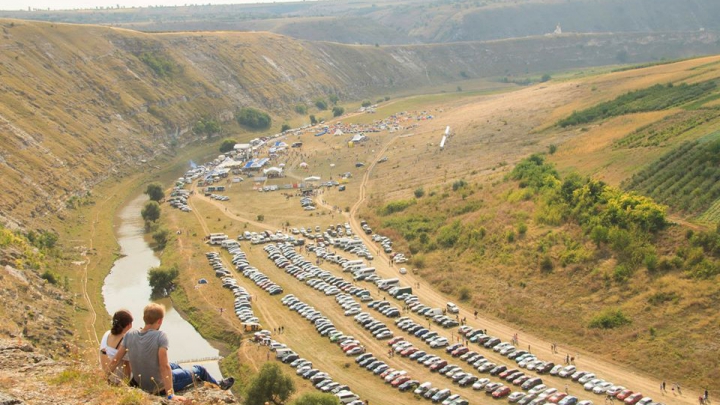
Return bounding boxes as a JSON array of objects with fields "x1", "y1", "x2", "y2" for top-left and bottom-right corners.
[{"x1": 170, "y1": 362, "x2": 218, "y2": 392}]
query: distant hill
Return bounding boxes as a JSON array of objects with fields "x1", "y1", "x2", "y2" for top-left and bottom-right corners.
[
  {"x1": 2, "y1": 19, "x2": 718, "y2": 227},
  {"x1": 2, "y1": 0, "x2": 719, "y2": 45}
]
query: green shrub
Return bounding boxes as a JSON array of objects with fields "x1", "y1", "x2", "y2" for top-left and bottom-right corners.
[
  {"x1": 612, "y1": 264, "x2": 633, "y2": 283},
  {"x1": 414, "y1": 187, "x2": 425, "y2": 198},
  {"x1": 281, "y1": 124, "x2": 291, "y2": 132},
  {"x1": 588, "y1": 308, "x2": 631, "y2": 329},
  {"x1": 378, "y1": 199, "x2": 416, "y2": 216},
  {"x1": 332, "y1": 106, "x2": 345, "y2": 117},
  {"x1": 315, "y1": 99, "x2": 328, "y2": 110},
  {"x1": 647, "y1": 291, "x2": 679, "y2": 306},
  {"x1": 436, "y1": 221, "x2": 463, "y2": 248},
  {"x1": 452, "y1": 179, "x2": 468, "y2": 191},
  {"x1": 138, "y1": 52, "x2": 179, "y2": 77},
  {"x1": 361, "y1": 100, "x2": 372, "y2": 107},
  {"x1": 294, "y1": 104, "x2": 307, "y2": 114},
  {"x1": 41, "y1": 270, "x2": 59, "y2": 285},
  {"x1": 540, "y1": 255, "x2": 553, "y2": 273},
  {"x1": 219, "y1": 138, "x2": 237, "y2": 153},
  {"x1": 458, "y1": 286, "x2": 471, "y2": 302},
  {"x1": 236, "y1": 107, "x2": 271, "y2": 129},
  {"x1": 152, "y1": 227, "x2": 170, "y2": 250},
  {"x1": 193, "y1": 117, "x2": 221, "y2": 137}
]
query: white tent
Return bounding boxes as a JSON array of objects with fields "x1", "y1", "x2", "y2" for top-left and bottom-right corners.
[
  {"x1": 299, "y1": 162, "x2": 309, "y2": 168},
  {"x1": 263, "y1": 167, "x2": 283, "y2": 175},
  {"x1": 304, "y1": 176, "x2": 321, "y2": 182},
  {"x1": 334, "y1": 129, "x2": 344, "y2": 136}
]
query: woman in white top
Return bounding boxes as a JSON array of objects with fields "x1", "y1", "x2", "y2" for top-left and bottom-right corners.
[{"x1": 100, "y1": 309, "x2": 134, "y2": 384}]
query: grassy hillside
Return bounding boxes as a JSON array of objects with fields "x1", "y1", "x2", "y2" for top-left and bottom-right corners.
[
  {"x1": 4, "y1": 19, "x2": 718, "y2": 228},
  {"x1": 4, "y1": 0, "x2": 720, "y2": 46},
  {"x1": 336, "y1": 55, "x2": 720, "y2": 390}
]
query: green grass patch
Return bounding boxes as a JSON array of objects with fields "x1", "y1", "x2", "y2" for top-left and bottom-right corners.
[
  {"x1": 588, "y1": 308, "x2": 631, "y2": 329},
  {"x1": 378, "y1": 199, "x2": 416, "y2": 215}
]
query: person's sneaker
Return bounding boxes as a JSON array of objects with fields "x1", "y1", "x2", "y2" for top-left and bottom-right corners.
[{"x1": 219, "y1": 377, "x2": 235, "y2": 390}]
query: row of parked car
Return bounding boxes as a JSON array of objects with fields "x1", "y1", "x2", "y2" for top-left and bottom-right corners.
[
  {"x1": 254, "y1": 328, "x2": 364, "y2": 405},
  {"x1": 264, "y1": 243, "x2": 374, "y2": 300},
  {"x1": 359, "y1": 350, "x2": 471, "y2": 405},
  {"x1": 205, "y1": 251, "x2": 261, "y2": 327},
  {"x1": 208, "y1": 193, "x2": 230, "y2": 201},
  {"x1": 167, "y1": 187, "x2": 192, "y2": 212},
  {"x1": 353, "y1": 311, "x2": 395, "y2": 340},
  {"x1": 452, "y1": 326, "x2": 662, "y2": 405},
  {"x1": 276, "y1": 295, "x2": 366, "y2": 404},
  {"x1": 253, "y1": 224, "x2": 649, "y2": 405}
]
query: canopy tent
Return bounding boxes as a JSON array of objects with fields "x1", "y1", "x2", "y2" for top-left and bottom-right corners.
[
  {"x1": 304, "y1": 176, "x2": 321, "y2": 182},
  {"x1": 263, "y1": 167, "x2": 283, "y2": 175}
]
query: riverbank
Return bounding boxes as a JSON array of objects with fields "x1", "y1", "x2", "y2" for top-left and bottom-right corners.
[{"x1": 53, "y1": 139, "x2": 221, "y2": 362}]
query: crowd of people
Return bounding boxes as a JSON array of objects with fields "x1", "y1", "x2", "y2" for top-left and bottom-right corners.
[{"x1": 101, "y1": 305, "x2": 234, "y2": 402}]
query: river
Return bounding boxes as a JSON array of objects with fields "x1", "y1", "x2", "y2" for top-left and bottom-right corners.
[{"x1": 102, "y1": 193, "x2": 222, "y2": 377}]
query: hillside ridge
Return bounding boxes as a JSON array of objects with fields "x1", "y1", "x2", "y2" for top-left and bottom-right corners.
[{"x1": 3, "y1": 19, "x2": 719, "y2": 228}]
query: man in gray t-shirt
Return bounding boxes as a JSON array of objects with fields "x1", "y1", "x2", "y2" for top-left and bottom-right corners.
[
  {"x1": 106, "y1": 303, "x2": 233, "y2": 401},
  {"x1": 122, "y1": 328, "x2": 169, "y2": 393}
]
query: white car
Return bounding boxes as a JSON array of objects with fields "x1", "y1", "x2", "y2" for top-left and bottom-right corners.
[
  {"x1": 399, "y1": 267, "x2": 407, "y2": 274},
  {"x1": 592, "y1": 381, "x2": 613, "y2": 394},
  {"x1": 472, "y1": 378, "x2": 490, "y2": 390},
  {"x1": 583, "y1": 379, "x2": 604, "y2": 391},
  {"x1": 429, "y1": 337, "x2": 449, "y2": 348},
  {"x1": 446, "y1": 302, "x2": 459, "y2": 314}
]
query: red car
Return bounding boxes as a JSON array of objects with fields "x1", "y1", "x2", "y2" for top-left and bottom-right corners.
[
  {"x1": 547, "y1": 392, "x2": 568, "y2": 403},
  {"x1": 430, "y1": 360, "x2": 448, "y2": 371},
  {"x1": 616, "y1": 390, "x2": 634, "y2": 400},
  {"x1": 492, "y1": 386, "x2": 511, "y2": 399},
  {"x1": 624, "y1": 393, "x2": 643, "y2": 405},
  {"x1": 452, "y1": 347, "x2": 470, "y2": 357},
  {"x1": 388, "y1": 337, "x2": 404, "y2": 346},
  {"x1": 342, "y1": 344, "x2": 359, "y2": 353},
  {"x1": 401, "y1": 347, "x2": 418, "y2": 357},
  {"x1": 499, "y1": 369, "x2": 519, "y2": 379},
  {"x1": 380, "y1": 368, "x2": 396, "y2": 379},
  {"x1": 391, "y1": 375, "x2": 412, "y2": 387}
]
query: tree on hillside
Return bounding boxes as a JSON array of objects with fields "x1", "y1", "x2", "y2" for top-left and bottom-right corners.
[
  {"x1": 292, "y1": 392, "x2": 340, "y2": 405},
  {"x1": 309, "y1": 115, "x2": 318, "y2": 125},
  {"x1": 332, "y1": 106, "x2": 345, "y2": 117},
  {"x1": 219, "y1": 138, "x2": 237, "y2": 153},
  {"x1": 236, "y1": 107, "x2": 271, "y2": 130},
  {"x1": 329, "y1": 94, "x2": 339, "y2": 105},
  {"x1": 145, "y1": 183, "x2": 165, "y2": 202},
  {"x1": 193, "y1": 117, "x2": 222, "y2": 138},
  {"x1": 281, "y1": 123, "x2": 291, "y2": 132},
  {"x1": 294, "y1": 104, "x2": 307, "y2": 114},
  {"x1": 148, "y1": 264, "x2": 179, "y2": 297},
  {"x1": 361, "y1": 100, "x2": 372, "y2": 107},
  {"x1": 245, "y1": 363, "x2": 295, "y2": 405},
  {"x1": 141, "y1": 201, "x2": 161, "y2": 222},
  {"x1": 315, "y1": 99, "x2": 328, "y2": 110}
]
